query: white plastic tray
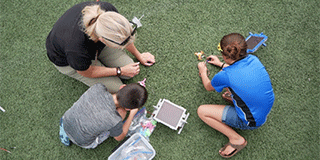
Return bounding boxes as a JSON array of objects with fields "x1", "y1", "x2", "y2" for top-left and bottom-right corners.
[{"x1": 108, "y1": 133, "x2": 156, "y2": 160}]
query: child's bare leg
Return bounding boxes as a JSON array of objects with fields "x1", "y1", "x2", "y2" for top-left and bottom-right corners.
[
  {"x1": 197, "y1": 104, "x2": 246, "y2": 155},
  {"x1": 116, "y1": 107, "x2": 127, "y2": 121}
]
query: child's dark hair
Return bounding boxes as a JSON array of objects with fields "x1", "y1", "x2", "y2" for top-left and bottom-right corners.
[
  {"x1": 116, "y1": 83, "x2": 148, "y2": 109},
  {"x1": 220, "y1": 33, "x2": 248, "y2": 61}
]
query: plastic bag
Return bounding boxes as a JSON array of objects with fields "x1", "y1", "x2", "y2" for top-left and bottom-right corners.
[{"x1": 127, "y1": 107, "x2": 157, "y2": 140}]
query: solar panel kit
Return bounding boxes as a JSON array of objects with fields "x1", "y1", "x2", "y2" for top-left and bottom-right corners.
[
  {"x1": 245, "y1": 32, "x2": 268, "y2": 53},
  {"x1": 152, "y1": 99, "x2": 190, "y2": 134}
]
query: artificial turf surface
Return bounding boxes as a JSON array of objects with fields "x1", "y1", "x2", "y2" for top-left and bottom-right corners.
[{"x1": 1, "y1": 0, "x2": 319, "y2": 159}]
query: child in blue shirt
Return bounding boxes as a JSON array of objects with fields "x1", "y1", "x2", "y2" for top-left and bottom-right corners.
[{"x1": 197, "y1": 33, "x2": 274, "y2": 158}]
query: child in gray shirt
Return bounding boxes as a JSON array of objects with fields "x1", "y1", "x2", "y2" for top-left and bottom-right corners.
[{"x1": 59, "y1": 83, "x2": 148, "y2": 149}]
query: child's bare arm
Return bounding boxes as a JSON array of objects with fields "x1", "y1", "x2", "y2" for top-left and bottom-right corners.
[
  {"x1": 114, "y1": 108, "x2": 138, "y2": 141},
  {"x1": 198, "y1": 62, "x2": 215, "y2": 91}
]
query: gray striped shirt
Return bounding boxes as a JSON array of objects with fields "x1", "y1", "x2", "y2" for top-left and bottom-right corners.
[{"x1": 63, "y1": 83, "x2": 123, "y2": 147}]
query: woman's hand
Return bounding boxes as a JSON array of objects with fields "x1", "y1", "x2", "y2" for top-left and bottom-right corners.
[
  {"x1": 139, "y1": 52, "x2": 155, "y2": 66},
  {"x1": 206, "y1": 55, "x2": 223, "y2": 67},
  {"x1": 125, "y1": 43, "x2": 155, "y2": 66},
  {"x1": 120, "y1": 62, "x2": 140, "y2": 78},
  {"x1": 198, "y1": 62, "x2": 208, "y2": 77}
]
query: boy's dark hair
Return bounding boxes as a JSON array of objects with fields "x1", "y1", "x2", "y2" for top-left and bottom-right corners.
[
  {"x1": 220, "y1": 33, "x2": 248, "y2": 61},
  {"x1": 116, "y1": 83, "x2": 148, "y2": 109}
]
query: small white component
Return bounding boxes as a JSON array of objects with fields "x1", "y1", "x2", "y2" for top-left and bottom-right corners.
[
  {"x1": 0, "y1": 106, "x2": 5, "y2": 112},
  {"x1": 132, "y1": 14, "x2": 144, "y2": 28}
]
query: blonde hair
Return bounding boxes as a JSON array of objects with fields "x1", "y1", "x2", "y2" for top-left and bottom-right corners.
[{"x1": 81, "y1": 5, "x2": 135, "y2": 49}]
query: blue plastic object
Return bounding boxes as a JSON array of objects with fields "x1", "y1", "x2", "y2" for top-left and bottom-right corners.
[{"x1": 246, "y1": 32, "x2": 268, "y2": 53}]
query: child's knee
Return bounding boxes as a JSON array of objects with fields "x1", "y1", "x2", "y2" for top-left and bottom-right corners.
[{"x1": 197, "y1": 105, "x2": 206, "y2": 117}]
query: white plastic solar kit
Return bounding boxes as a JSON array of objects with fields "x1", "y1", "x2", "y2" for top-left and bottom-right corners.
[{"x1": 152, "y1": 99, "x2": 189, "y2": 134}]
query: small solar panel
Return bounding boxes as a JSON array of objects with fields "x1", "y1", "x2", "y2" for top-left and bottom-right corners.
[
  {"x1": 246, "y1": 37, "x2": 264, "y2": 50},
  {"x1": 245, "y1": 32, "x2": 268, "y2": 53},
  {"x1": 154, "y1": 100, "x2": 185, "y2": 130},
  {"x1": 152, "y1": 99, "x2": 189, "y2": 134}
]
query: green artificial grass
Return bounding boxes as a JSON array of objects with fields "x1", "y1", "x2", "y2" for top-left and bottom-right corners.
[{"x1": 1, "y1": 0, "x2": 319, "y2": 159}]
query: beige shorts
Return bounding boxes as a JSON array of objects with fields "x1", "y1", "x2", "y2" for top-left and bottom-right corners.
[{"x1": 54, "y1": 47, "x2": 134, "y2": 93}]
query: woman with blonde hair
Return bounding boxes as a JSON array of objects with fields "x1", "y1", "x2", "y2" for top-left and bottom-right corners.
[{"x1": 46, "y1": 1, "x2": 155, "y2": 93}]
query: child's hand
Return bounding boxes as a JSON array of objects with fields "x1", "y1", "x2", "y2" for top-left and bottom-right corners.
[
  {"x1": 198, "y1": 62, "x2": 208, "y2": 77},
  {"x1": 206, "y1": 55, "x2": 221, "y2": 66}
]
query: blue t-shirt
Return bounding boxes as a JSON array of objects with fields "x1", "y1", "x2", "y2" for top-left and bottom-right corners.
[{"x1": 211, "y1": 54, "x2": 274, "y2": 127}]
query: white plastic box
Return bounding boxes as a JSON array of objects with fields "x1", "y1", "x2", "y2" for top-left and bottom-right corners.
[{"x1": 108, "y1": 133, "x2": 156, "y2": 160}]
